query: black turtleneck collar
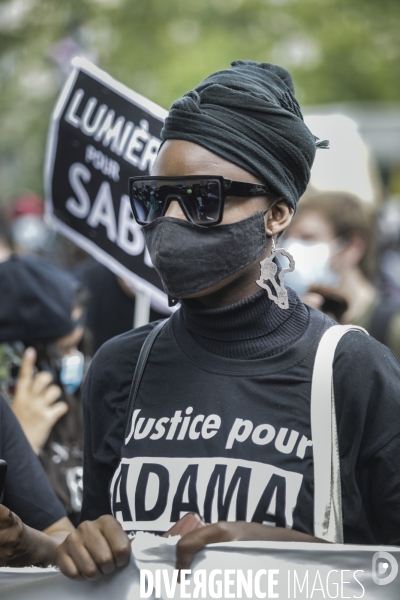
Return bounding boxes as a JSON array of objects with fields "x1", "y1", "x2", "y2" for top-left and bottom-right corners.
[{"x1": 179, "y1": 286, "x2": 309, "y2": 360}]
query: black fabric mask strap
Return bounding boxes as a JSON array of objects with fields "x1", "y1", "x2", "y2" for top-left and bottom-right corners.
[{"x1": 262, "y1": 197, "x2": 280, "y2": 217}]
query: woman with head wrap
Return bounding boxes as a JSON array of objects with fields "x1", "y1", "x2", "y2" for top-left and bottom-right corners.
[{"x1": 57, "y1": 61, "x2": 400, "y2": 579}]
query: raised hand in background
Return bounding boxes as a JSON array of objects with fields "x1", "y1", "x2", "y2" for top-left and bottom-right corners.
[{"x1": 12, "y1": 347, "x2": 67, "y2": 454}]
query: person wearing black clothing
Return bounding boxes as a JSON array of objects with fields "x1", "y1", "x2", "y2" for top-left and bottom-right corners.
[
  {"x1": 57, "y1": 61, "x2": 400, "y2": 581},
  {"x1": 79, "y1": 290, "x2": 400, "y2": 547},
  {"x1": 0, "y1": 255, "x2": 87, "y2": 525},
  {"x1": 0, "y1": 394, "x2": 74, "y2": 566}
]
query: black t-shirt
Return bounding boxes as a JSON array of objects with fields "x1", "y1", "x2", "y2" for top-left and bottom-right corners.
[
  {"x1": 81, "y1": 306, "x2": 400, "y2": 545},
  {"x1": 0, "y1": 395, "x2": 66, "y2": 530},
  {"x1": 74, "y1": 260, "x2": 166, "y2": 353}
]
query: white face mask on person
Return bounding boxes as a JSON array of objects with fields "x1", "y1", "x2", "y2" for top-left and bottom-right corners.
[
  {"x1": 59, "y1": 350, "x2": 85, "y2": 395},
  {"x1": 11, "y1": 216, "x2": 54, "y2": 252},
  {"x1": 281, "y1": 238, "x2": 342, "y2": 296}
]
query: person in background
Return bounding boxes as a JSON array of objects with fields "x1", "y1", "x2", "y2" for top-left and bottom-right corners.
[
  {"x1": 0, "y1": 255, "x2": 89, "y2": 525},
  {"x1": 74, "y1": 259, "x2": 167, "y2": 353},
  {"x1": 0, "y1": 393, "x2": 74, "y2": 566},
  {"x1": 4, "y1": 191, "x2": 90, "y2": 269},
  {"x1": 282, "y1": 191, "x2": 400, "y2": 356},
  {"x1": 9, "y1": 192, "x2": 55, "y2": 256}
]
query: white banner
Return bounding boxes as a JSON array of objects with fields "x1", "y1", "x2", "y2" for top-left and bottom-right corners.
[{"x1": 2, "y1": 534, "x2": 400, "y2": 599}]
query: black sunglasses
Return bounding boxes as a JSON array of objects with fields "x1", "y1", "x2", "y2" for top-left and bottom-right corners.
[{"x1": 128, "y1": 175, "x2": 274, "y2": 227}]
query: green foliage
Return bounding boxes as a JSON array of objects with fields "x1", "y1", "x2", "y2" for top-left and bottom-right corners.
[{"x1": 1, "y1": 0, "x2": 399, "y2": 198}]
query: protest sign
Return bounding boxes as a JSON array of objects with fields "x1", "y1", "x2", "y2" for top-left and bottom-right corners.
[{"x1": 44, "y1": 57, "x2": 169, "y2": 315}]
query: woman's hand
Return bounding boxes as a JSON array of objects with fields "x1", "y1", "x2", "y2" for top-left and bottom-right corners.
[
  {"x1": 56, "y1": 515, "x2": 131, "y2": 580},
  {"x1": 0, "y1": 504, "x2": 30, "y2": 566},
  {"x1": 163, "y1": 512, "x2": 206, "y2": 538},
  {"x1": 12, "y1": 347, "x2": 68, "y2": 454},
  {"x1": 0, "y1": 505, "x2": 73, "y2": 567},
  {"x1": 176, "y1": 521, "x2": 326, "y2": 571}
]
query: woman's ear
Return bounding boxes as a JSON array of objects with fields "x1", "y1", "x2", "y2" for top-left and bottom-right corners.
[{"x1": 265, "y1": 199, "x2": 294, "y2": 237}]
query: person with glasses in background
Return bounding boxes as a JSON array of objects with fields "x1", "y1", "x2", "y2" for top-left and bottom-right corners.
[{"x1": 57, "y1": 61, "x2": 400, "y2": 580}]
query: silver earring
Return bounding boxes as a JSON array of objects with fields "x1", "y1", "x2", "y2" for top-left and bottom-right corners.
[{"x1": 256, "y1": 237, "x2": 295, "y2": 310}]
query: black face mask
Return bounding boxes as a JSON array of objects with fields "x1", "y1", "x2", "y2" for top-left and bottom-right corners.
[{"x1": 142, "y1": 210, "x2": 269, "y2": 299}]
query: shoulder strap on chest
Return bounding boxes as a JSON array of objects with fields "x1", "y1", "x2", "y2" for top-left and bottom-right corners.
[
  {"x1": 311, "y1": 324, "x2": 368, "y2": 543},
  {"x1": 125, "y1": 319, "x2": 169, "y2": 444}
]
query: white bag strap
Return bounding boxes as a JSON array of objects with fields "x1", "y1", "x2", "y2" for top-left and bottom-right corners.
[{"x1": 311, "y1": 324, "x2": 368, "y2": 543}]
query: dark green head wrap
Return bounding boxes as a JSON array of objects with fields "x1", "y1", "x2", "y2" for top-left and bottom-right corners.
[{"x1": 161, "y1": 60, "x2": 327, "y2": 210}]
